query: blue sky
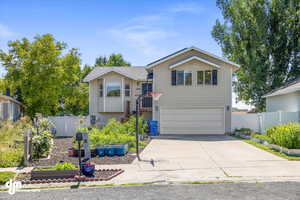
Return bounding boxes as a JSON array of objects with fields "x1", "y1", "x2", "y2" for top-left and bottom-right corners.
[{"x1": 0, "y1": 0, "x2": 250, "y2": 109}]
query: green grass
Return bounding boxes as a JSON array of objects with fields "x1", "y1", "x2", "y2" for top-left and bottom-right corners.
[
  {"x1": 235, "y1": 136, "x2": 300, "y2": 161},
  {"x1": 121, "y1": 182, "x2": 154, "y2": 186},
  {"x1": 0, "y1": 151, "x2": 24, "y2": 168},
  {"x1": 0, "y1": 172, "x2": 16, "y2": 185},
  {"x1": 182, "y1": 181, "x2": 233, "y2": 185},
  {"x1": 0, "y1": 119, "x2": 29, "y2": 168}
]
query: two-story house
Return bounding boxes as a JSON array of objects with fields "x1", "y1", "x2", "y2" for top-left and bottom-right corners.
[{"x1": 84, "y1": 47, "x2": 239, "y2": 135}]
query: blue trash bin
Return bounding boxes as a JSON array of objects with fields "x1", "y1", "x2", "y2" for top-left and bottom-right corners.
[{"x1": 149, "y1": 120, "x2": 158, "y2": 136}]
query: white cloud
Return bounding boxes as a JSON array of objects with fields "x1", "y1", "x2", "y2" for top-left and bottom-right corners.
[
  {"x1": 108, "y1": 13, "x2": 177, "y2": 57},
  {"x1": 0, "y1": 24, "x2": 15, "y2": 38},
  {"x1": 167, "y1": 2, "x2": 204, "y2": 14},
  {"x1": 107, "y1": 2, "x2": 203, "y2": 59}
]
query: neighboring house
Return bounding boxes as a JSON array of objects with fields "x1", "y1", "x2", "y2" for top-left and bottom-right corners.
[
  {"x1": 263, "y1": 78, "x2": 300, "y2": 112},
  {"x1": 0, "y1": 94, "x2": 23, "y2": 121},
  {"x1": 84, "y1": 47, "x2": 239, "y2": 135}
]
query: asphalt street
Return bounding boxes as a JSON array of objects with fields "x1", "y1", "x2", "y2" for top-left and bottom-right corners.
[{"x1": 1, "y1": 182, "x2": 300, "y2": 200}]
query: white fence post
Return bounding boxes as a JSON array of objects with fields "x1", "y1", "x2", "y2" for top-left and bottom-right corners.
[{"x1": 278, "y1": 111, "x2": 282, "y2": 124}]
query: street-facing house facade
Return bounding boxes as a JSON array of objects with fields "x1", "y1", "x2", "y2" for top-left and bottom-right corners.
[{"x1": 84, "y1": 47, "x2": 239, "y2": 135}]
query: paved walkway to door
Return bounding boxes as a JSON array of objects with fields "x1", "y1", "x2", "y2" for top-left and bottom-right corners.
[{"x1": 98, "y1": 135, "x2": 300, "y2": 184}]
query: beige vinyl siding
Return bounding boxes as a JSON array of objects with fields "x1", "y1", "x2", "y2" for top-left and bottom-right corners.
[
  {"x1": 88, "y1": 71, "x2": 143, "y2": 114},
  {"x1": 152, "y1": 49, "x2": 233, "y2": 133},
  {"x1": 266, "y1": 91, "x2": 300, "y2": 112},
  {"x1": 89, "y1": 79, "x2": 100, "y2": 115}
]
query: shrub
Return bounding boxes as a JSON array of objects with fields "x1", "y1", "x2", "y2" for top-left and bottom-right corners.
[
  {"x1": 31, "y1": 130, "x2": 53, "y2": 159},
  {"x1": 123, "y1": 116, "x2": 148, "y2": 137},
  {"x1": 251, "y1": 133, "x2": 273, "y2": 144},
  {"x1": 0, "y1": 117, "x2": 30, "y2": 167},
  {"x1": 31, "y1": 114, "x2": 54, "y2": 159},
  {"x1": 81, "y1": 116, "x2": 148, "y2": 150},
  {"x1": 54, "y1": 162, "x2": 76, "y2": 170},
  {"x1": 266, "y1": 123, "x2": 300, "y2": 149},
  {"x1": 235, "y1": 128, "x2": 252, "y2": 135},
  {"x1": 0, "y1": 172, "x2": 16, "y2": 185}
]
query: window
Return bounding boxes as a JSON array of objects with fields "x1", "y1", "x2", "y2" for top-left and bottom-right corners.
[
  {"x1": 197, "y1": 71, "x2": 204, "y2": 85},
  {"x1": 176, "y1": 71, "x2": 184, "y2": 85},
  {"x1": 205, "y1": 70, "x2": 212, "y2": 85},
  {"x1": 212, "y1": 70, "x2": 218, "y2": 85},
  {"x1": 171, "y1": 70, "x2": 192, "y2": 86},
  {"x1": 184, "y1": 71, "x2": 192, "y2": 85},
  {"x1": 125, "y1": 83, "x2": 130, "y2": 97},
  {"x1": 99, "y1": 83, "x2": 103, "y2": 97},
  {"x1": 107, "y1": 82, "x2": 121, "y2": 97},
  {"x1": 142, "y1": 83, "x2": 152, "y2": 95}
]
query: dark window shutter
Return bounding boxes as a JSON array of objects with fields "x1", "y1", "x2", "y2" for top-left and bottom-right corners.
[
  {"x1": 212, "y1": 70, "x2": 218, "y2": 85},
  {"x1": 171, "y1": 70, "x2": 177, "y2": 85}
]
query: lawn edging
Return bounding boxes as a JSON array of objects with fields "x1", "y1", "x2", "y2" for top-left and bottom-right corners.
[{"x1": 234, "y1": 132, "x2": 300, "y2": 158}]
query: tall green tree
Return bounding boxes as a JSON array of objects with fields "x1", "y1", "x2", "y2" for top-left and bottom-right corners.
[
  {"x1": 0, "y1": 34, "x2": 85, "y2": 117},
  {"x1": 95, "y1": 53, "x2": 131, "y2": 66},
  {"x1": 212, "y1": 0, "x2": 300, "y2": 111}
]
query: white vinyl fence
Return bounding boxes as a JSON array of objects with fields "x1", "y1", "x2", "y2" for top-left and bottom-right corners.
[
  {"x1": 48, "y1": 116, "x2": 89, "y2": 137},
  {"x1": 232, "y1": 111, "x2": 300, "y2": 134},
  {"x1": 232, "y1": 113, "x2": 260, "y2": 132},
  {"x1": 258, "y1": 111, "x2": 300, "y2": 134},
  {"x1": 49, "y1": 111, "x2": 299, "y2": 137}
]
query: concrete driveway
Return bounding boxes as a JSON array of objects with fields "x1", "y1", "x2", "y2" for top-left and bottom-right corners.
[
  {"x1": 136, "y1": 136, "x2": 300, "y2": 180},
  {"x1": 98, "y1": 135, "x2": 300, "y2": 184}
]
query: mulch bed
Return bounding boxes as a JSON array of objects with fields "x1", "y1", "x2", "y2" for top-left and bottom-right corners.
[
  {"x1": 28, "y1": 138, "x2": 145, "y2": 167},
  {"x1": 16, "y1": 169, "x2": 124, "y2": 184}
]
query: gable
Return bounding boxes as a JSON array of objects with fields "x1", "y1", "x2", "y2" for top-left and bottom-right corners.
[
  {"x1": 169, "y1": 56, "x2": 221, "y2": 70},
  {"x1": 147, "y1": 47, "x2": 239, "y2": 70},
  {"x1": 83, "y1": 67, "x2": 148, "y2": 82}
]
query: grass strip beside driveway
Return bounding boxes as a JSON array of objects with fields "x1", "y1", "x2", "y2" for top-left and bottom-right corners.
[{"x1": 235, "y1": 136, "x2": 300, "y2": 161}]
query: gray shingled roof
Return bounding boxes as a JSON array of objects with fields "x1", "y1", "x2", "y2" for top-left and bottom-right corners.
[
  {"x1": 263, "y1": 78, "x2": 300, "y2": 98},
  {"x1": 83, "y1": 66, "x2": 148, "y2": 82}
]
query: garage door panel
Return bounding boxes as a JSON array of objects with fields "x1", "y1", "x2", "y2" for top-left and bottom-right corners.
[
  {"x1": 161, "y1": 115, "x2": 224, "y2": 121},
  {"x1": 161, "y1": 109, "x2": 223, "y2": 115},
  {"x1": 161, "y1": 130, "x2": 224, "y2": 135},
  {"x1": 160, "y1": 108, "x2": 225, "y2": 135},
  {"x1": 161, "y1": 120, "x2": 224, "y2": 126}
]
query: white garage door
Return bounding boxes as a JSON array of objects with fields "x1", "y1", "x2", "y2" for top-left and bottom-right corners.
[{"x1": 160, "y1": 108, "x2": 225, "y2": 135}]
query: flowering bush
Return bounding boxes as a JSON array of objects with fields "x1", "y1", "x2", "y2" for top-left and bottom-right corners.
[{"x1": 31, "y1": 114, "x2": 54, "y2": 159}]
